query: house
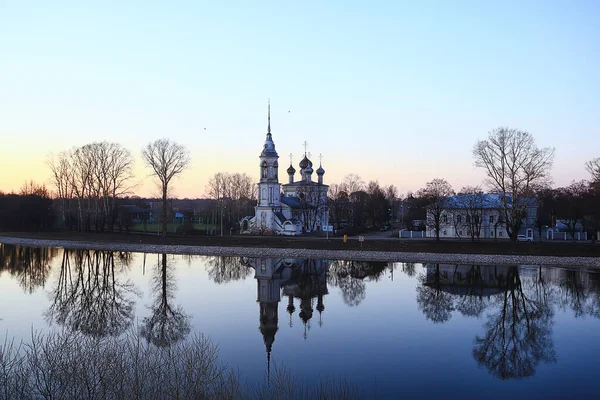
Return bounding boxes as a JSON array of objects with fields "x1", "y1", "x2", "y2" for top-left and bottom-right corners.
[
  {"x1": 119, "y1": 205, "x2": 155, "y2": 224},
  {"x1": 425, "y1": 193, "x2": 538, "y2": 240}
]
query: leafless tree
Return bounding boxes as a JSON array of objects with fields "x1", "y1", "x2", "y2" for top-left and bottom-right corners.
[
  {"x1": 340, "y1": 173, "x2": 364, "y2": 194},
  {"x1": 385, "y1": 184, "x2": 399, "y2": 220},
  {"x1": 206, "y1": 172, "x2": 255, "y2": 230},
  {"x1": 418, "y1": 178, "x2": 454, "y2": 241},
  {"x1": 142, "y1": 139, "x2": 190, "y2": 236},
  {"x1": 327, "y1": 183, "x2": 350, "y2": 230},
  {"x1": 586, "y1": 157, "x2": 600, "y2": 183},
  {"x1": 474, "y1": 127, "x2": 554, "y2": 240},
  {"x1": 297, "y1": 182, "x2": 327, "y2": 232},
  {"x1": 47, "y1": 142, "x2": 134, "y2": 231},
  {"x1": 19, "y1": 180, "x2": 50, "y2": 198},
  {"x1": 456, "y1": 186, "x2": 486, "y2": 242}
]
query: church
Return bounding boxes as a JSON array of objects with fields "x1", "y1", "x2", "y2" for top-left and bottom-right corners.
[{"x1": 240, "y1": 103, "x2": 329, "y2": 235}]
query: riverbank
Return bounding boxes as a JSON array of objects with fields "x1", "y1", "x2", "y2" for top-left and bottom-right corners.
[{"x1": 1, "y1": 231, "x2": 599, "y2": 267}]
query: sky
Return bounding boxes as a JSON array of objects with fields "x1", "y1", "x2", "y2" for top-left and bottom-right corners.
[{"x1": 1, "y1": 0, "x2": 598, "y2": 198}]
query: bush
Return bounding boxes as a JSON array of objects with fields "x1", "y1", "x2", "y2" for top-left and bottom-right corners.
[{"x1": 0, "y1": 329, "x2": 360, "y2": 400}]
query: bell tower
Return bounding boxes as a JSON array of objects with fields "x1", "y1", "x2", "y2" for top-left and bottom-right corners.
[{"x1": 255, "y1": 100, "x2": 281, "y2": 232}]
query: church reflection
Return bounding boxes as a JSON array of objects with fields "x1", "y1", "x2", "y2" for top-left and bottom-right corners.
[{"x1": 240, "y1": 257, "x2": 330, "y2": 369}]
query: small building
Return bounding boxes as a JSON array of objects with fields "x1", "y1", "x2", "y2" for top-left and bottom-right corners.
[{"x1": 426, "y1": 193, "x2": 537, "y2": 240}]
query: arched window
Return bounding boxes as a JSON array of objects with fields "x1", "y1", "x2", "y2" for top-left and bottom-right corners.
[{"x1": 261, "y1": 161, "x2": 268, "y2": 178}]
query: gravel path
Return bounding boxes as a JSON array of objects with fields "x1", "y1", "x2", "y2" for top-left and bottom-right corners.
[{"x1": 1, "y1": 236, "x2": 599, "y2": 267}]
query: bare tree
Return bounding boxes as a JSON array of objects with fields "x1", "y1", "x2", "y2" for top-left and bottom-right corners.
[
  {"x1": 297, "y1": 182, "x2": 327, "y2": 232},
  {"x1": 340, "y1": 173, "x2": 364, "y2": 194},
  {"x1": 327, "y1": 183, "x2": 350, "y2": 230},
  {"x1": 48, "y1": 143, "x2": 134, "y2": 231},
  {"x1": 473, "y1": 127, "x2": 554, "y2": 240},
  {"x1": 19, "y1": 180, "x2": 50, "y2": 198},
  {"x1": 456, "y1": 186, "x2": 486, "y2": 242},
  {"x1": 206, "y1": 172, "x2": 255, "y2": 232},
  {"x1": 385, "y1": 184, "x2": 399, "y2": 221},
  {"x1": 418, "y1": 178, "x2": 454, "y2": 241},
  {"x1": 142, "y1": 139, "x2": 190, "y2": 236},
  {"x1": 586, "y1": 157, "x2": 600, "y2": 183}
]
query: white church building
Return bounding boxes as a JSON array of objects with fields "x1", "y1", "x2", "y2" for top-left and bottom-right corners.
[{"x1": 240, "y1": 104, "x2": 329, "y2": 235}]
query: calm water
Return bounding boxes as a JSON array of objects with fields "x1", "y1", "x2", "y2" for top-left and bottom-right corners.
[{"x1": 1, "y1": 243, "x2": 600, "y2": 399}]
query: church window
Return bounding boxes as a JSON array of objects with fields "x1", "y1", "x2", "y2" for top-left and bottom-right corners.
[
  {"x1": 262, "y1": 161, "x2": 268, "y2": 178},
  {"x1": 457, "y1": 215, "x2": 462, "y2": 223}
]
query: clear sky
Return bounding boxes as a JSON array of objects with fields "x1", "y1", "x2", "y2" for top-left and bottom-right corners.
[{"x1": 1, "y1": 0, "x2": 598, "y2": 198}]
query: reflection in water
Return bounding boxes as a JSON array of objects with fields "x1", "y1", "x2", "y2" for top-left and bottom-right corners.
[
  {"x1": 205, "y1": 255, "x2": 253, "y2": 284},
  {"x1": 0, "y1": 244, "x2": 59, "y2": 293},
  {"x1": 240, "y1": 257, "x2": 391, "y2": 379},
  {"x1": 140, "y1": 253, "x2": 191, "y2": 347},
  {"x1": 46, "y1": 249, "x2": 139, "y2": 337},
  {"x1": 327, "y1": 260, "x2": 388, "y2": 307},
  {"x1": 417, "y1": 264, "x2": 562, "y2": 379},
  {"x1": 473, "y1": 267, "x2": 556, "y2": 380}
]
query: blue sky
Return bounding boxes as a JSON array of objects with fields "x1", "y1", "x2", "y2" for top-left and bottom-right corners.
[{"x1": 1, "y1": 0, "x2": 598, "y2": 197}]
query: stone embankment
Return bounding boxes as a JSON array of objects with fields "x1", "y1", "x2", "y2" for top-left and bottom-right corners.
[{"x1": 1, "y1": 236, "x2": 599, "y2": 268}]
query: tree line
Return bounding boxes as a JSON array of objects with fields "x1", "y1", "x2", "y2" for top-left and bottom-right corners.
[{"x1": 1, "y1": 128, "x2": 599, "y2": 240}]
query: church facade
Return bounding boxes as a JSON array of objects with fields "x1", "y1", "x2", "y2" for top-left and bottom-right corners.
[{"x1": 240, "y1": 104, "x2": 329, "y2": 235}]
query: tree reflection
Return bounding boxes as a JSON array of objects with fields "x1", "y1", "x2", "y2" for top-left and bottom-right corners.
[
  {"x1": 46, "y1": 249, "x2": 139, "y2": 337},
  {"x1": 327, "y1": 260, "x2": 389, "y2": 307},
  {"x1": 473, "y1": 267, "x2": 556, "y2": 380},
  {"x1": 401, "y1": 262, "x2": 417, "y2": 278},
  {"x1": 140, "y1": 253, "x2": 190, "y2": 347},
  {"x1": 558, "y1": 270, "x2": 589, "y2": 318},
  {"x1": 416, "y1": 264, "x2": 455, "y2": 323},
  {"x1": 205, "y1": 256, "x2": 252, "y2": 284},
  {"x1": 0, "y1": 244, "x2": 58, "y2": 293}
]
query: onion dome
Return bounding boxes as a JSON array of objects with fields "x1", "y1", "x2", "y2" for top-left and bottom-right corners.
[
  {"x1": 299, "y1": 155, "x2": 310, "y2": 169},
  {"x1": 316, "y1": 165, "x2": 325, "y2": 175},
  {"x1": 305, "y1": 164, "x2": 313, "y2": 175},
  {"x1": 287, "y1": 164, "x2": 296, "y2": 174}
]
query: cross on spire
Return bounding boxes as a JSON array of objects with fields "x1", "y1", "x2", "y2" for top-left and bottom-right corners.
[
  {"x1": 319, "y1": 153, "x2": 323, "y2": 165},
  {"x1": 307, "y1": 152, "x2": 312, "y2": 159},
  {"x1": 302, "y1": 141, "x2": 308, "y2": 156},
  {"x1": 289, "y1": 153, "x2": 293, "y2": 165}
]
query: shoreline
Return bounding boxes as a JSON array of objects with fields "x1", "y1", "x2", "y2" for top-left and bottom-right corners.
[{"x1": 1, "y1": 236, "x2": 599, "y2": 268}]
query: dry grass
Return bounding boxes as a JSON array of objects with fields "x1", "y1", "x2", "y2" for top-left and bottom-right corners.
[{"x1": 0, "y1": 329, "x2": 361, "y2": 400}]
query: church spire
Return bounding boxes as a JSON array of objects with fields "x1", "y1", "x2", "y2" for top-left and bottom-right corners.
[{"x1": 267, "y1": 99, "x2": 271, "y2": 138}]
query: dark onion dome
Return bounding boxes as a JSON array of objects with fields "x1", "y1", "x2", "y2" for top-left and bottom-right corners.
[
  {"x1": 316, "y1": 165, "x2": 325, "y2": 175},
  {"x1": 287, "y1": 164, "x2": 296, "y2": 174},
  {"x1": 305, "y1": 165, "x2": 313, "y2": 174},
  {"x1": 299, "y1": 155, "x2": 310, "y2": 169}
]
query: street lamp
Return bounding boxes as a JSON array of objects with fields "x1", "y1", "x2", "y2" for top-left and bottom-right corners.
[
  {"x1": 220, "y1": 206, "x2": 227, "y2": 237},
  {"x1": 325, "y1": 206, "x2": 329, "y2": 240}
]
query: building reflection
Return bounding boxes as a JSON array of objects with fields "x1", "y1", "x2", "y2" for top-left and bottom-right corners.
[
  {"x1": 414, "y1": 264, "x2": 600, "y2": 380},
  {"x1": 240, "y1": 257, "x2": 330, "y2": 374}
]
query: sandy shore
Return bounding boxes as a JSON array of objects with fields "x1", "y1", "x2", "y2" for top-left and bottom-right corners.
[{"x1": 1, "y1": 236, "x2": 599, "y2": 268}]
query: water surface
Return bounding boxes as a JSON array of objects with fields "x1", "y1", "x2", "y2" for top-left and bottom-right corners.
[{"x1": 1, "y1": 244, "x2": 599, "y2": 399}]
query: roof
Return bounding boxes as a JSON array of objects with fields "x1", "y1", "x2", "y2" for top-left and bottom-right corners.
[
  {"x1": 282, "y1": 181, "x2": 329, "y2": 188},
  {"x1": 274, "y1": 212, "x2": 287, "y2": 223},
  {"x1": 280, "y1": 196, "x2": 302, "y2": 209},
  {"x1": 445, "y1": 193, "x2": 537, "y2": 209},
  {"x1": 120, "y1": 205, "x2": 151, "y2": 214}
]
